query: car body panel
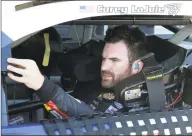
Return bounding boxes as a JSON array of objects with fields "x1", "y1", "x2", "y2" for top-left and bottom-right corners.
[{"x1": 2, "y1": 1, "x2": 192, "y2": 47}]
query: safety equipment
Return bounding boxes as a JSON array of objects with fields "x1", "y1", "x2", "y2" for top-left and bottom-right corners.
[
  {"x1": 40, "y1": 108, "x2": 192, "y2": 135},
  {"x1": 114, "y1": 53, "x2": 166, "y2": 112},
  {"x1": 134, "y1": 62, "x2": 139, "y2": 70}
]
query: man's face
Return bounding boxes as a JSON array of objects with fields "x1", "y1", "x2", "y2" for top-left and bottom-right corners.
[{"x1": 101, "y1": 40, "x2": 131, "y2": 88}]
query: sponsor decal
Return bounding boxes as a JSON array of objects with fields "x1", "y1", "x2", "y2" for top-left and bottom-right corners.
[
  {"x1": 105, "y1": 105, "x2": 118, "y2": 114},
  {"x1": 90, "y1": 104, "x2": 96, "y2": 110},
  {"x1": 44, "y1": 101, "x2": 69, "y2": 119},
  {"x1": 102, "y1": 93, "x2": 115, "y2": 101},
  {"x1": 114, "y1": 101, "x2": 124, "y2": 109},
  {"x1": 93, "y1": 100, "x2": 99, "y2": 106},
  {"x1": 146, "y1": 74, "x2": 163, "y2": 80},
  {"x1": 50, "y1": 110, "x2": 63, "y2": 119}
]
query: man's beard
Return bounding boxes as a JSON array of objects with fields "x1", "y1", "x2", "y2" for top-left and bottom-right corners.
[{"x1": 101, "y1": 71, "x2": 128, "y2": 88}]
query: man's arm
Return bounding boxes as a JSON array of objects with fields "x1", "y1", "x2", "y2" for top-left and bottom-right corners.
[
  {"x1": 6, "y1": 58, "x2": 95, "y2": 118},
  {"x1": 36, "y1": 77, "x2": 95, "y2": 117}
]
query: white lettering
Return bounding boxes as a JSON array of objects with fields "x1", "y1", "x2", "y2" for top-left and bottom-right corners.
[
  {"x1": 97, "y1": 5, "x2": 104, "y2": 13},
  {"x1": 131, "y1": 5, "x2": 165, "y2": 13},
  {"x1": 97, "y1": 5, "x2": 128, "y2": 14}
]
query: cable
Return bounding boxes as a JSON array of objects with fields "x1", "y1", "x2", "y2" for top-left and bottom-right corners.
[{"x1": 165, "y1": 92, "x2": 182, "y2": 109}]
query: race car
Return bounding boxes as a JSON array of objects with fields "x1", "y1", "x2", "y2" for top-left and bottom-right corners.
[{"x1": 2, "y1": 1, "x2": 192, "y2": 135}]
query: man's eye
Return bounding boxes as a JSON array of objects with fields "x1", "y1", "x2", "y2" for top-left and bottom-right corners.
[{"x1": 111, "y1": 58, "x2": 119, "y2": 62}]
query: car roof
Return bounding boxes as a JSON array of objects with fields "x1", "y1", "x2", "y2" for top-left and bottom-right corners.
[{"x1": 2, "y1": 1, "x2": 192, "y2": 47}]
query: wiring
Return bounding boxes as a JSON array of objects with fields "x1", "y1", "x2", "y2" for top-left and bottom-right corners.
[
  {"x1": 165, "y1": 92, "x2": 182, "y2": 109},
  {"x1": 165, "y1": 74, "x2": 185, "y2": 109}
]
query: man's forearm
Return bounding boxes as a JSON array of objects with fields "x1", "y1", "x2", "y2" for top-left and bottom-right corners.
[{"x1": 36, "y1": 77, "x2": 96, "y2": 117}]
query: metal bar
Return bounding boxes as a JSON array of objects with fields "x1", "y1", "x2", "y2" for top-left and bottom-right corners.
[
  {"x1": 2, "y1": 73, "x2": 9, "y2": 127},
  {"x1": 162, "y1": 25, "x2": 180, "y2": 33},
  {"x1": 2, "y1": 87, "x2": 9, "y2": 126},
  {"x1": 169, "y1": 24, "x2": 192, "y2": 44},
  {"x1": 8, "y1": 101, "x2": 44, "y2": 115},
  {"x1": 64, "y1": 19, "x2": 191, "y2": 25}
]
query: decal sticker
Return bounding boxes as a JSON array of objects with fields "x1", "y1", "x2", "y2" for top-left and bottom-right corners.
[
  {"x1": 90, "y1": 104, "x2": 96, "y2": 110},
  {"x1": 114, "y1": 101, "x2": 124, "y2": 109},
  {"x1": 102, "y1": 93, "x2": 115, "y2": 101},
  {"x1": 105, "y1": 105, "x2": 118, "y2": 114}
]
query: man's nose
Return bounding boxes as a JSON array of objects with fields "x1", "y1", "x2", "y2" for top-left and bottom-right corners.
[{"x1": 101, "y1": 60, "x2": 112, "y2": 71}]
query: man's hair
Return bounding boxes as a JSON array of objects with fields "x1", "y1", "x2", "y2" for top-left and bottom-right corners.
[{"x1": 104, "y1": 25, "x2": 148, "y2": 63}]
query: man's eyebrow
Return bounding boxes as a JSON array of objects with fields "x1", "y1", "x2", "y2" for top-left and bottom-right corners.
[
  {"x1": 109, "y1": 57, "x2": 121, "y2": 61},
  {"x1": 102, "y1": 56, "x2": 121, "y2": 61},
  {"x1": 102, "y1": 56, "x2": 121, "y2": 59}
]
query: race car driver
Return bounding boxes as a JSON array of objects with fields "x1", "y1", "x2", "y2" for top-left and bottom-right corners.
[{"x1": 7, "y1": 25, "x2": 148, "y2": 118}]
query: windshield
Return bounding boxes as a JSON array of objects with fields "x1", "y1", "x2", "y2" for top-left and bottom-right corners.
[
  {"x1": 52, "y1": 24, "x2": 180, "y2": 52},
  {"x1": 54, "y1": 25, "x2": 175, "y2": 40},
  {"x1": 94, "y1": 25, "x2": 175, "y2": 40},
  {"x1": 101, "y1": 25, "x2": 174, "y2": 36},
  {"x1": 174, "y1": 25, "x2": 185, "y2": 29}
]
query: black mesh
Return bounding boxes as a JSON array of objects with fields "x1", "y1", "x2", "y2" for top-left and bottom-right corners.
[{"x1": 41, "y1": 108, "x2": 192, "y2": 135}]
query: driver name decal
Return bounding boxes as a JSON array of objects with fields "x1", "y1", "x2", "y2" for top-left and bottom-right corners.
[{"x1": 96, "y1": 3, "x2": 182, "y2": 16}]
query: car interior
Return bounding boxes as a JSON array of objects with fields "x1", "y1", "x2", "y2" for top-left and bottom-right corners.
[
  {"x1": 2, "y1": 0, "x2": 192, "y2": 134},
  {"x1": 5, "y1": 24, "x2": 189, "y2": 124}
]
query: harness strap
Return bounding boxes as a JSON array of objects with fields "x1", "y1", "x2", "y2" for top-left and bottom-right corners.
[
  {"x1": 42, "y1": 33, "x2": 51, "y2": 66},
  {"x1": 142, "y1": 56, "x2": 166, "y2": 112}
]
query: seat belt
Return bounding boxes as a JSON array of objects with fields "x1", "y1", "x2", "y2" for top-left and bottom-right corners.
[
  {"x1": 142, "y1": 55, "x2": 166, "y2": 112},
  {"x1": 42, "y1": 33, "x2": 51, "y2": 66}
]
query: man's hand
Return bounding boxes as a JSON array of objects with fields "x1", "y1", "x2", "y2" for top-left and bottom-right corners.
[{"x1": 7, "y1": 58, "x2": 45, "y2": 91}]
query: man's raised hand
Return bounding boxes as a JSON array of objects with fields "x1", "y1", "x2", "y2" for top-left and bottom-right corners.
[{"x1": 7, "y1": 58, "x2": 45, "y2": 91}]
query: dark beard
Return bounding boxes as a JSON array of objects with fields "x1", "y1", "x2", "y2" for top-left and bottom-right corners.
[
  {"x1": 101, "y1": 75, "x2": 124, "y2": 89},
  {"x1": 101, "y1": 68, "x2": 131, "y2": 88},
  {"x1": 101, "y1": 70, "x2": 114, "y2": 78}
]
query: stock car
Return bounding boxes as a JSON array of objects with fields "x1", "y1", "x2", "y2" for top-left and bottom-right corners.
[{"x1": 2, "y1": 1, "x2": 192, "y2": 135}]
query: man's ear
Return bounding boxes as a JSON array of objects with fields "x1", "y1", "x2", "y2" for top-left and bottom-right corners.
[{"x1": 131, "y1": 59, "x2": 144, "y2": 75}]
